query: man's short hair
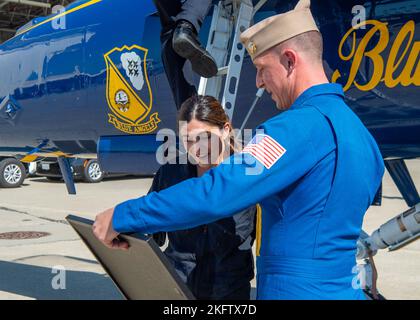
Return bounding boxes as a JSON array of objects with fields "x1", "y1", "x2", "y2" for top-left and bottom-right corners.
[{"x1": 277, "y1": 30, "x2": 323, "y2": 63}]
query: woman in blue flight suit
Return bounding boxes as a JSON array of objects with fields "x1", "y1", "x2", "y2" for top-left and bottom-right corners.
[{"x1": 150, "y1": 95, "x2": 256, "y2": 300}]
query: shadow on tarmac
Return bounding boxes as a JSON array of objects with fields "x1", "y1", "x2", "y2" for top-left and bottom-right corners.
[{"x1": 0, "y1": 259, "x2": 124, "y2": 300}]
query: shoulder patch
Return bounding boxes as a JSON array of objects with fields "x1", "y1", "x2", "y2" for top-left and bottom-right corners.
[{"x1": 242, "y1": 134, "x2": 286, "y2": 169}]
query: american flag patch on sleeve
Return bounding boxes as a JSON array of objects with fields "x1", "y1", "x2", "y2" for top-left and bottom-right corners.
[{"x1": 242, "y1": 134, "x2": 286, "y2": 169}]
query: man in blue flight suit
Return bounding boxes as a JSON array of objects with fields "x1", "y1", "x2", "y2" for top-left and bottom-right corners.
[
  {"x1": 153, "y1": 0, "x2": 218, "y2": 109},
  {"x1": 93, "y1": 0, "x2": 384, "y2": 299}
]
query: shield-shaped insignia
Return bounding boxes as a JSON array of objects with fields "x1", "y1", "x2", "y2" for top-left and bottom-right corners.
[{"x1": 104, "y1": 45, "x2": 153, "y2": 125}]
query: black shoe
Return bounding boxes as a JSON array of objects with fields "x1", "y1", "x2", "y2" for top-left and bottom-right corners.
[{"x1": 172, "y1": 20, "x2": 218, "y2": 78}]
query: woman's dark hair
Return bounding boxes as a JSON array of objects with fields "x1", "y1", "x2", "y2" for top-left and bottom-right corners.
[{"x1": 178, "y1": 95, "x2": 236, "y2": 153}]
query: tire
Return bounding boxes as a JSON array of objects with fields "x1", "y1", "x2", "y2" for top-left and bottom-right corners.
[
  {"x1": 0, "y1": 158, "x2": 26, "y2": 188},
  {"x1": 83, "y1": 160, "x2": 104, "y2": 183}
]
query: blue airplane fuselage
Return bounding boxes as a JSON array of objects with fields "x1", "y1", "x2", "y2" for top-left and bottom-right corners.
[{"x1": 0, "y1": 0, "x2": 419, "y2": 174}]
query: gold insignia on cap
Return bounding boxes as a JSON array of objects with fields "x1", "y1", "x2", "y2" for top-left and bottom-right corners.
[{"x1": 247, "y1": 41, "x2": 257, "y2": 55}]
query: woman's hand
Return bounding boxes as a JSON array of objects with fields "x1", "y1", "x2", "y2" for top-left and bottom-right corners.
[{"x1": 93, "y1": 207, "x2": 129, "y2": 250}]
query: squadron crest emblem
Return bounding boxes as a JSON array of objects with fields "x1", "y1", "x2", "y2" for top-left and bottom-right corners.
[{"x1": 104, "y1": 45, "x2": 160, "y2": 134}]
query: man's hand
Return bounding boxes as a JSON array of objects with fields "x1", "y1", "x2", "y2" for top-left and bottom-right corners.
[{"x1": 93, "y1": 207, "x2": 129, "y2": 250}]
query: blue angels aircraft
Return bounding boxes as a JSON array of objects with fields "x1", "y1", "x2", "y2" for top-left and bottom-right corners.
[
  {"x1": 0, "y1": 0, "x2": 419, "y2": 200},
  {"x1": 0, "y1": 0, "x2": 419, "y2": 298}
]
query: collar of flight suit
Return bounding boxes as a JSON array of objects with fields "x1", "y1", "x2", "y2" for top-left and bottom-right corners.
[{"x1": 290, "y1": 83, "x2": 345, "y2": 110}]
